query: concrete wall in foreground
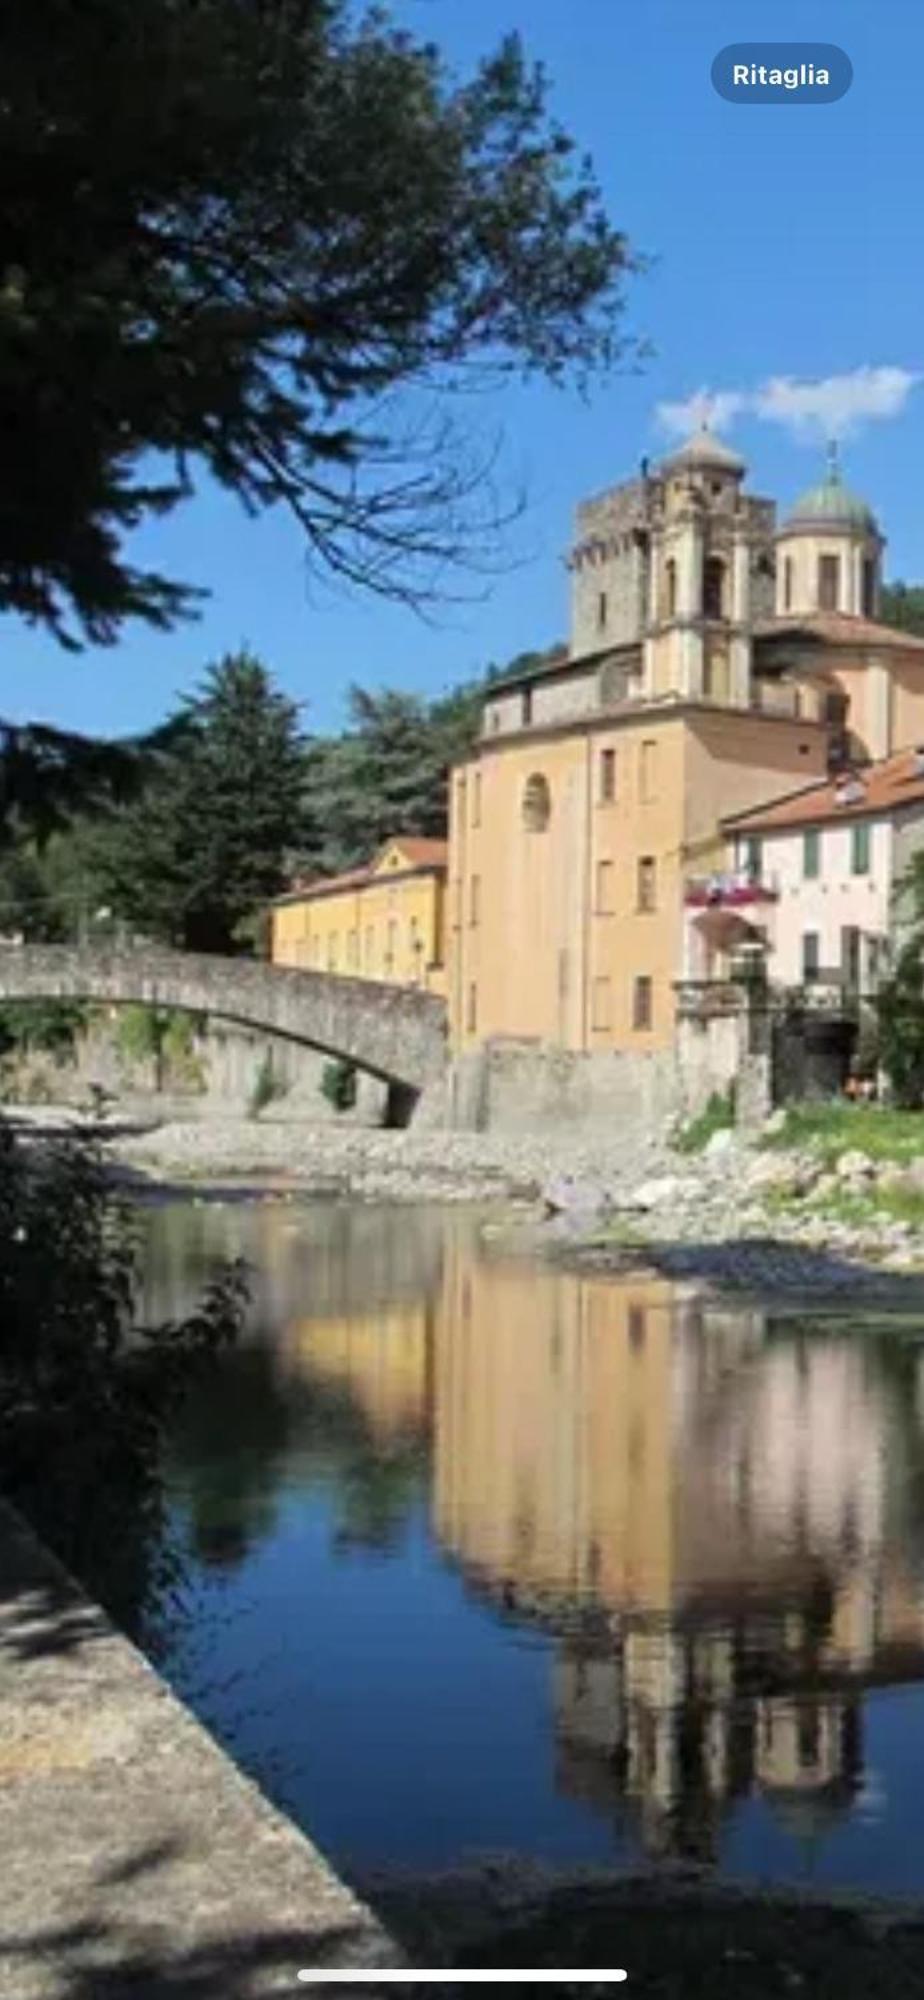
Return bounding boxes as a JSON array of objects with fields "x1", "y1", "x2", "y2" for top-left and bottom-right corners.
[{"x1": 0, "y1": 1500, "x2": 400, "y2": 1997}]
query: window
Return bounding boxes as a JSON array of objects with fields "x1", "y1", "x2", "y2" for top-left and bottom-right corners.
[
  {"x1": 591, "y1": 976, "x2": 612, "y2": 1031},
  {"x1": 472, "y1": 771, "x2": 482, "y2": 828},
  {"x1": 703, "y1": 556, "x2": 725, "y2": 620},
  {"x1": 521, "y1": 687, "x2": 533, "y2": 727},
  {"x1": 743, "y1": 836, "x2": 762, "y2": 884},
  {"x1": 784, "y1": 556, "x2": 794, "y2": 611},
  {"x1": 851, "y1": 822, "x2": 871, "y2": 875},
  {"x1": 632, "y1": 975, "x2": 653, "y2": 1030},
  {"x1": 803, "y1": 829, "x2": 820, "y2": 879},
  {"x1": 842, "y1": 925, "x2": 861, "y2": 989},
  {"x1": 818, "y1": 553, "x2": 840, "y2": 611},
  {"x1": 469, "y1": 874, "x2": 480, "y2": 927},
  {"x1": 600, "y1": 748, "x2": 616, "y2": 803},
  {"x1": 628, "y1": 1305, "x2": 647, "y2": 1353},
  {"x1": 522, "y1": 772, "x2": 551, "y2": 831},
  {"x1": 862, "y1": 558, "x2": 877, "y2": 619},
  {"x1": 385, "y1": 918, "x2": 397, "y2": 968},
  {"x1": 595, "y1": 859, "x2": 614, "y2": 913},
  {"x1": 327, "y1": 933, "x2": 338, "y2": 971},
  {"x1": 347, "y1": 929, "x2": 358, "y2": 969},
  {"x1": 640, "y1": 739, "x2": 657, "y2": 802},
  {"x1": 466, "y1": 982, "x2": 478, "y2": 1033},
  {"x1": 637, "y1": 855, "x2": 656, "y2": 911},
  {"x1": 802, "y1": 931, "x2": 820, "y2": 982},
  {"x1": 598, "y1": 591, "x2": 608, "y2": 632},
  {"x1": 365, "y1": 926, "x2": 374, "y2": 969},
  {"x1": 664, "y1": 558, "x2": 677, "y2": 619}
]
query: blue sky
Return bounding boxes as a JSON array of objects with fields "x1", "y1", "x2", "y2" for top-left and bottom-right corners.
[{"x1": 7, "y1": 0, "x2": 919, "y2": 739}]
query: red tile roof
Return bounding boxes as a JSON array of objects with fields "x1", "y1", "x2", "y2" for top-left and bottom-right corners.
[
  {"x1": 384, "y1": 837, "x2": 448, "y2": 867},
  {"x1": 724, "y1": 745, "x2": 924, "y2": 834},
  {"x1": 273, "y1": 836, "x2": 448, "y2": 904},
  {"x1": 754, "y1": 612, "x2": 924, "y2": 653}
]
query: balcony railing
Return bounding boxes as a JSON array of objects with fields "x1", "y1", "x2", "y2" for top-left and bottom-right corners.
[{"x1": 684, "y1": 872, "x2": 779, "y2": 909}]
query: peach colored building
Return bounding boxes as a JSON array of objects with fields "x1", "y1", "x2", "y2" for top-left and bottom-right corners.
[{"x1": 449, "y1": 436, "x2": 924, "y2": 1054}]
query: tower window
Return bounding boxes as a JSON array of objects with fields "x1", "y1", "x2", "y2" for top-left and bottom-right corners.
[
  {"x1": 862, "y1": 558, "x2": 877, "y2": 618},
  {"x1": 521, "y1": 686, "x2": 533, "y2": 726},
  {"x1": 598, "y1": 591, "x2": 608, "y2": 632},
  {"x1": 600, "y1": 748, "x2": 616, "y2": 802},
  {"x1": 818, "y1": 554, "x2": 840, "y2": 611},
  {"x1": 784, "y1": 556, "x2": 794, "y2": 611},
  {"x1": 522, "y1": 773, "x2": 551, "y2": 831},
  {"x1": 703, "y1": 556, "x2": 725, "y2": 620},
  {"x1": 664, "y1": 558, "x2": 677, "y2": 620}
]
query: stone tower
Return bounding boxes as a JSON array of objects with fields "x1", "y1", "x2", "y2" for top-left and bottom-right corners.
[{"x1": 642, "y1": 426, "x2": 775, "y2": 707}]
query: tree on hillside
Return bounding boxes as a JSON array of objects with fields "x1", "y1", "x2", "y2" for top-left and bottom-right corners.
[
  {"x1": 93, "y1": 652, "x2": 306, "y2": 952},
  {"x1": 0, "y1": 0, "x2": 638, "y2": 647},
  {"x1": 879, "y1": 584, "x2": 924, "y2": 638}
]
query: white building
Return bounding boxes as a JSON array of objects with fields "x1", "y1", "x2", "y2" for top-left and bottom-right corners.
[{"x1": 721, "y1": 746, "x2": 924, "y2": 993}]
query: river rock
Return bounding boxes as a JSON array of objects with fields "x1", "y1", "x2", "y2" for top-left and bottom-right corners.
[
  {"x1": 703, "y1": 1127, "x2": 737, "y2": 1161},
  {"x1": 835, "y1": 1149, "x2": 876, "y2": 1181}
]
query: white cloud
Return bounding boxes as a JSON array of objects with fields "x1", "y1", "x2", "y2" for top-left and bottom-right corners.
[
  {"x1": 656, "y1": 388, "x2": 748, "y2": 437},
  {"x1": 655, "y1": 366, "x2": 919, "y2": 443},
  {"x1": 754, "y1": 367, "x2": 919, "y2": 439}
]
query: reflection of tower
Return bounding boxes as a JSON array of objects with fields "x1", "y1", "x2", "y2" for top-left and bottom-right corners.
[{"x1": 755, "y1": 1694, "x2": 862, "y2": 1862}]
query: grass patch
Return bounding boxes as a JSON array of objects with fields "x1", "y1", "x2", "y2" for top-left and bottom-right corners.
[
  {"x1": 761, "y1": 1103, "x2": 924, "y2": 1165},
  {"x1": 674, "y1": 1087, "x2": 736, "y2": 1155}
]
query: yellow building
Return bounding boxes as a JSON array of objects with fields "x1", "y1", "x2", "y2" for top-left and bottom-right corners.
[
  {"x1": 271, "y1": 836, "x2": 448, "y2": 995},
  {"x1": 449, "y1": 433, "x2": 924, "y2": 1053}
]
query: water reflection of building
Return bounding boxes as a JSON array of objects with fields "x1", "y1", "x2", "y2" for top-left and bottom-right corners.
[
  {"x1": 175, "y1": 1199, "x2": 924, "y2": 1869},
  {"x1": 429, "y1": 1245, "x2": 924, "y2": 1863}
]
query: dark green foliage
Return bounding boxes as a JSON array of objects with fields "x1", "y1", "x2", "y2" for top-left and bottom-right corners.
[
  {"x1": 0, "y1": 0, "x2": 636, "y2": 645},
  {"x1": 879, "y1": 583, "x2": 924, "y2": 638},
  {"x1": 877, "y1": 938, "x2": 924, "y2": 1107},
  {"x1": 94, "y1": 651, "x2": 306, "y2": 952},
  {"x1": 321, "y1": 1058, "x2": 358, "y2": 1113},
  {"x1": 0, "y1": 999, "x2": 87, "y2": 1058},
  {"x1": 0, "y1": 1122, "x2": 247, "y2": 1629}
]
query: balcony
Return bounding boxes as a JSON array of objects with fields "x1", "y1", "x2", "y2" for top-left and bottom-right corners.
[
  {"x1": 674, "y1": 978, "x2": 747, "y2": 1020},
  {"x1": 684, "y1": 871, "x2": 779, "y2": 910}
]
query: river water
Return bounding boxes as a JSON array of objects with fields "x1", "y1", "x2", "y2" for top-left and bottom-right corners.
[{"x1": 138, "y1": 1195, "x2": 924, "y2": 1897}]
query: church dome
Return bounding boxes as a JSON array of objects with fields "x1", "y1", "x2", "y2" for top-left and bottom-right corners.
[
  {"x1": 783, "y1": 447, "x2": 878, "y2": 534},
  {"x1": 661, "y1": 426, "x2": 746, "y2": 476}
]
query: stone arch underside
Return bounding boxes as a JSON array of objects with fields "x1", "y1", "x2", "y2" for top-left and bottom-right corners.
[{"x1": 0, "y1": 947, "x2": 448, "y2": 1094}]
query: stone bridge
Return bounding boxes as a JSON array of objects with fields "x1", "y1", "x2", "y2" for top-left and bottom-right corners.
[{"x1": 0, "y1": 946, "x2": 447, "y2": 1096}]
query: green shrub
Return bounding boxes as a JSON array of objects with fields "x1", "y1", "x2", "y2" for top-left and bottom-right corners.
[
  {"x1": 0, "y1": 999, "x2": 87, "y2": 1058},
  {"x1": 674, "y1": 1085, "x2": 736, "y2": 1155},
  {"x1": 321, "y1": 1058, "x2": 358, "y2": 1114},
  {"x1": 248, "y1": 1050, "x2": 287, "y2": 1118},
  {"x1": 0, "y1": 1122, "x2": 246, "y2": 1632}
]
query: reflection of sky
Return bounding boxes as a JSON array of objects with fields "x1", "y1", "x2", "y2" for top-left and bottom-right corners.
[
  {"x1": 145, "y1": 1198, "x2": 924, "y2": 1890},
  {"x1": 167, "y1": 1497, "x2": 625, "y2": 1874}
]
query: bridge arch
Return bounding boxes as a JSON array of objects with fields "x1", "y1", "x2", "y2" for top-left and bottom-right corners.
[{"x1": 0, "y1": 946, "x2": 447, "y2": 1098}]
